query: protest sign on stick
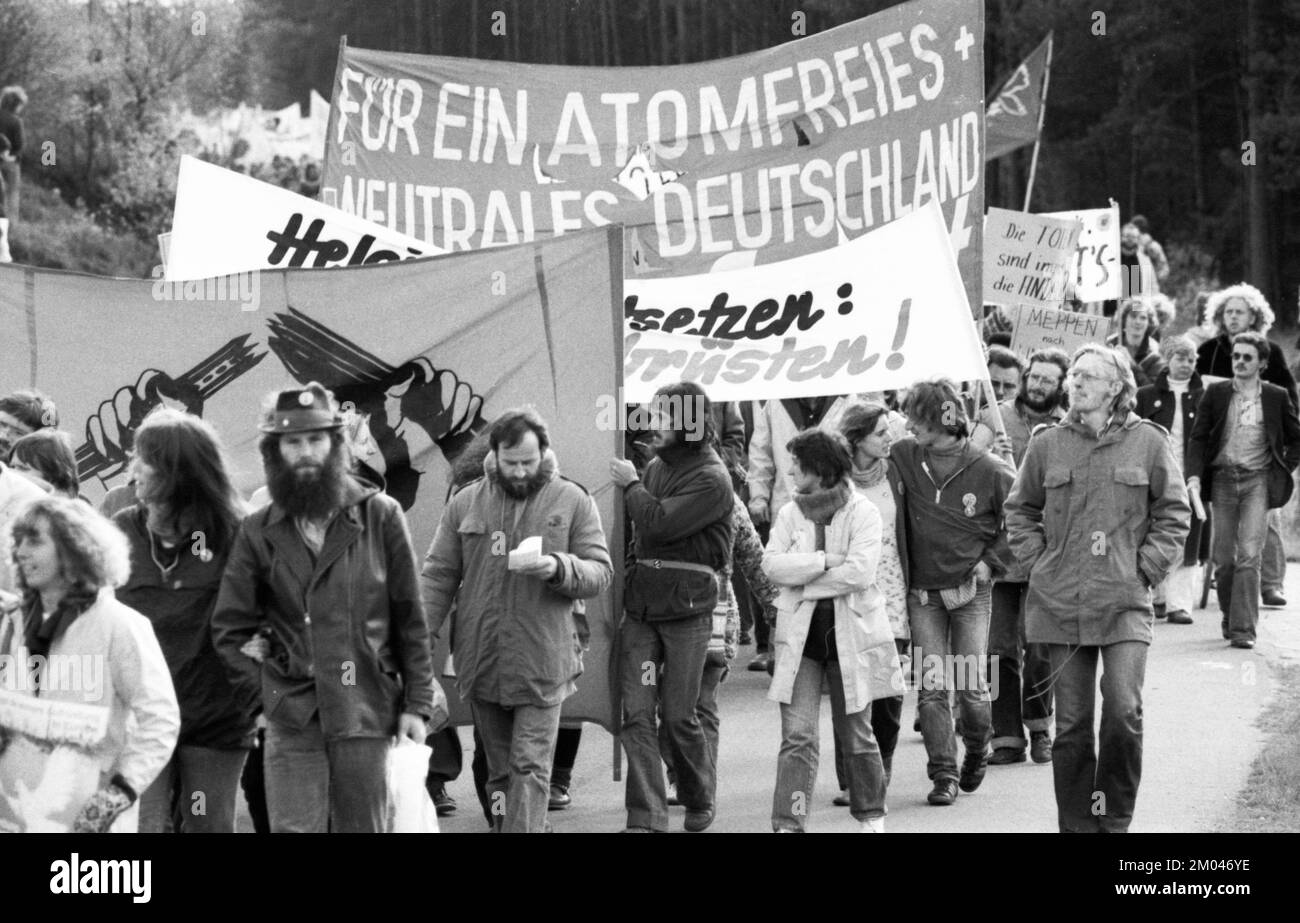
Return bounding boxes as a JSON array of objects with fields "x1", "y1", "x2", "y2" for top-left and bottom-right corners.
[
  {"x1": 1009, "y1": 304, "x2": 1106, "y2": 361},
  {"x1": 1039, "y1": 203, "x2": 1120, "y2": 302},
  {"x1": 983, "y1": 207, "x2": 1080, "y2": 309}
]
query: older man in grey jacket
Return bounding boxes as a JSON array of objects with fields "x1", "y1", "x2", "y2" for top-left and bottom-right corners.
[{"x1": 1006, "y1": 344, "x2": 1189, "y2": 833}]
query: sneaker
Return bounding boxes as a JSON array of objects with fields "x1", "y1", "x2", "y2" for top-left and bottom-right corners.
[
  {"x1": 927, "y1": 777, "x2": 958, "y2": 805},
  {"x1": 958, "y1": 748, "x2": 989, "y2": 792},
  {"x1": 431, "y1": 786, "x2": 457, "y2": 817},
  {"x1": 548, "y1": 784, "x2": 571, "y2": 811},
  {"x1": 1030, "y1": 731, "x2": 1053, "y2": 764},
  {"x1": 747, "y1": 651, "x2": 772, "y2": 672},
  {"x1": 684, "y1": 807, "x2": 715, "y2": 832},
  {"x1": 859, "y1": 816, "x2": 886, "y2": 833},
  {"x1": 988, "y1": 747, "x2": 1026, "y2": 765},
  {"x1": 1262, "y1": 590, "x2": 1287, "y2": 607}
]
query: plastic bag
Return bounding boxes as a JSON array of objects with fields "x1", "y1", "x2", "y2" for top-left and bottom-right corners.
[{"x1": 386, "y1": 739, "x2": 439, "y2": 833}]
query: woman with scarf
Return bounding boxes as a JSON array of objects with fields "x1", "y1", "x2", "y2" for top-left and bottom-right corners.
[
  {"x1": 0, "y1": 496, "x2": 178, "y2": 832},
  {"x1": 835, "y1": 402, "x2": 910, "y2": 791},
  {"x1": 764, "y1": 429, "x2": 903, "y2": 833},
  {"x1": 113, "y1": 408, "x2": 256, "y2": 833}
]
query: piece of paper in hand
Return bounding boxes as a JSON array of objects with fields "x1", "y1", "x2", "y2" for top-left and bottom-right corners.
[{"x1": 508, "y1": 536, "x2": 543, "y2": 571}]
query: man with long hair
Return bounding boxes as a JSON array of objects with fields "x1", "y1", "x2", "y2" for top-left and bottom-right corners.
[
  {"x1": 1006, "y1": 344, "x2": 1189, "y2": 832},
  {"x1": 114, "y1": 408, "x2": 258, "y2": 833},
  {"x1": 213, "y1": 382, "x2": 443, "y2": 832},
  {"x1": 611, "y1": 381, "x2": 734, "y2": 833}
]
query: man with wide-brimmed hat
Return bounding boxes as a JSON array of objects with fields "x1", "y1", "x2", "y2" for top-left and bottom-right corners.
[{"x1": 213, "y1": 381, "x2": 444, "y2": 832}]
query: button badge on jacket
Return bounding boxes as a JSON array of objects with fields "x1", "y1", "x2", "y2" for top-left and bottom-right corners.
[{"x1": 962, "y1": 493, "x2": 977, "y2": 517}]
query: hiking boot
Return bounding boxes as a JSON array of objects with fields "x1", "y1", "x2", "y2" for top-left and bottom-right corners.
[
  {"x1": 431, "y1": 785, "x2": 457, "y2": 817},
  {"x1": 1030, "y1": 731, "x2": 1053, "y2": 764},
  {"x1": 927, "y1": 777, "x2": 958, "y2": 805},
  {"x1": 958, "y1": 748, "x2": 989, "y2": 793}
]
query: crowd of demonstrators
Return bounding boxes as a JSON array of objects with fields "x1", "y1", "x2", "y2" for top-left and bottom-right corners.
[{"x1": 3, "y1": 278, "x2": 1299, "y2": 835}]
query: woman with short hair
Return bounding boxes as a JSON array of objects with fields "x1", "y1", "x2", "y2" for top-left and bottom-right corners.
[
  {"x1": 764, "y1": 429, "x2": 902, "y2": 832},
  {"x1": 0, "y1": 496, "x2": 179, "y2": 832},
  {"x1": 112, "y1": 407, "x2": 257, "y2": 833}
]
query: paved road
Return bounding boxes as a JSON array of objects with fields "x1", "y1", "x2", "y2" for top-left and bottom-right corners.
[{"x1": 437, "y1": 574, "x2": 1297, "y2": 833}]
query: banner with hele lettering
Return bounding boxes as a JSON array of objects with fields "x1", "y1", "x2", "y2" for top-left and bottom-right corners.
[
  {"x1": 1039, "y1": 204, "x2": 1121, "y2": 302},
  {"x1": 166, "y1": 156, "x2": 443, "y2": 281},
  {"x1": 322, "y1": 0, "x2": 985, "y2": 309},
  {"x1": 623, "y1": 201, "x2": 985, "y2": 402},
  {"x1": 0, "y1": 228, "x2": 623, "y2": 732}
]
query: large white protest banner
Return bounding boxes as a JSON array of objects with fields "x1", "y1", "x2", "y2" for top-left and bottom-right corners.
[
  {"x1": 165, "y1": 156, "x2": 442, "y2": 282},
  {"x1": 322, "y1": 0, "x2": 986, "y2": 310},
  {"x1": 622, "y1": 200, "x2": 982, "y2": 402},
  {"x1": 1039, "y1": 203, "x2": 1120, "y2": 302},
  {"x1": 983, "y1": 207, "x2": 1080, "y2": 308}
]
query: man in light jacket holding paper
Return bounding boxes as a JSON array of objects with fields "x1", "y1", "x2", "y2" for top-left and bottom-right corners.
[{"x1": 421, "y1": 408, "x2": 612, "y2": 832}]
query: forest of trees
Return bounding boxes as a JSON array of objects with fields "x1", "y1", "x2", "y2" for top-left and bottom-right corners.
[{"x1": 1, "y1": 0, "x2": 1296, "y2": 324}]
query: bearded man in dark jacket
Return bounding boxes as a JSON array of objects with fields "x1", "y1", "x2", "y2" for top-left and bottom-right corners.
[{"x1": 610, "y1": 381, "x2": 734, "y2": 833}]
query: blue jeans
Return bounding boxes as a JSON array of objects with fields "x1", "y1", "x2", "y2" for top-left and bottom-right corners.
[
  {"x1": 1262, "y1": 508, "x2": 1286, "y2": 594},
  {"x1": 620, "y1": 613, "x2": 714, "y2": 831},
  {"x1": 661, "y1": 658, "x2": 727, "y2": 802},
  {"x1": 1211, "y1": 467, "x2": 1269, "y2": 642},
  {"x1": 1046, "y1": 641, "x2": 1147, "y2": 833},
  {"x1": 138, "y1": 745, "x2": 249, "y2": 833},
  {"x1": 471, "y1": 699, "x2": 562, "y2": 833},
  {"x1": 989, "y1": 582, "x2": 1054, "y2": 751},
  {"x1": 264, "y1": 718, "x2": 389, "y2": 832},
  {"x1": 908, "y1": 582, "x2": 993, "y2": 780},
  {"x1": 772, "y1": 655, "x2": 886, "y2": 831}
]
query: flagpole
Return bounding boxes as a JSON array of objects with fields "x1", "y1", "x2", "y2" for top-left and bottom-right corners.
[{"x1": 1022, "y1": 33, "x2": 1054, "y2": 212}]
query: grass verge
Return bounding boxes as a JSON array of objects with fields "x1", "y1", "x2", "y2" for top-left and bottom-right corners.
[{"x1": 1221, "y1": 662, "x2": 1300, "y2": 831}]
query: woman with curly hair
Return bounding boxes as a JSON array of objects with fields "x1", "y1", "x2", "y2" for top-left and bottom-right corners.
[
  {"x1": 111, "y1": 408, "x2": 256, "y2": 833},
  {"x1": 0, "y1": 496, "x2": 179, "y2": 832}
]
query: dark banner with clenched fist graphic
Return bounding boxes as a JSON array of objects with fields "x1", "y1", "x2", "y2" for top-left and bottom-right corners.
[{"x1": 0, "y1": 225, "x2": 624, "y2": 731}]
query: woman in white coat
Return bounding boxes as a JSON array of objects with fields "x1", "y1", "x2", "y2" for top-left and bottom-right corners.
[
  {"x1": 0, "y1": 496, "x2": 178, "y2": 832},
  {"x1": 763, "y1": 430, "x2": 903, "y2": 833}
]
